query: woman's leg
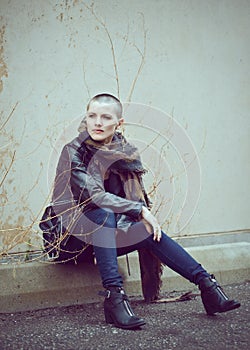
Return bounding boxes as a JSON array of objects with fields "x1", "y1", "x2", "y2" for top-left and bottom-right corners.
[
  {"x1": 117, "y1": 222, "x2": 210, "y2": 284},
  {"x1": 117, "y1": 222, "x2": 240, "y2": 315},
  {"x1": 82, "y1": 208, "x2": 145, "y2": 329},
  {"x1": 82, "y1": 208, "x2": 123, "y2": 288}
]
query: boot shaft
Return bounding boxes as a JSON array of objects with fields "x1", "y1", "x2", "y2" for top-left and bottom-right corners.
[
  {"x1": 199, "y1": 275, "x2": 240, "y2": 315},
  {"x1": 199, "y1": 275, "x2": 229, "y2": 299},
  {"x1": 102, "y1": 286, "x2": 145, "y2": 329}
]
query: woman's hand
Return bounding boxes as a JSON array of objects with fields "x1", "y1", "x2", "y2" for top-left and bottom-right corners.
[{"x1": 141, "y1": 206, "x2": 162, "y2": 242}]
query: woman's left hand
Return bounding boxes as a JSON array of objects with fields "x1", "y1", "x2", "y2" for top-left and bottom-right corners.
[{"x1": 141, "y1": 206, "x2": 162, "y2": 242}]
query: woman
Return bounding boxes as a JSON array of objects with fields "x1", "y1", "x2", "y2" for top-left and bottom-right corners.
[{"x1": 47, "y1": 93, "x2": 240, "y2": 330}]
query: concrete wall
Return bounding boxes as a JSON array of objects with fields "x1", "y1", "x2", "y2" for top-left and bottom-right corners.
[{"x1": 0, "y1": 0, "x2": 250, "y2": 254}]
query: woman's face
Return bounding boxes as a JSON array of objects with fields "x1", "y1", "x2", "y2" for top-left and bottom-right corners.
[{"x1": 86, "y1": 101, "x2": 123, "y2": 144}]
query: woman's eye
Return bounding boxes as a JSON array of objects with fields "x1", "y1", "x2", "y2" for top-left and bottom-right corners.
[
  {"x1": 103, "y1": 115, "x2": 112, "y2": 120},
  {"x1": 87, "y1": 114, "x2": 95, "y2": 118}
]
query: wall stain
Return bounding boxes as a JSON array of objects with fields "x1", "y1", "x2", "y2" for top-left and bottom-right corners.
[
  {"x1": 57, "y1": 13, "x2": 64, "y2": 22},
  {"x1": 0, "y1": 24, "x2": 8, "y2": 93}
]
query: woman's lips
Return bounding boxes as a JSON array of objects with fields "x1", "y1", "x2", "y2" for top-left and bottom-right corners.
[{"x1": 93, "y1": 129, "x2": 104, "y2": 134}]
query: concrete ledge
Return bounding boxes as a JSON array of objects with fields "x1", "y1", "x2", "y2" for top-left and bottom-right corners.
[{"x1": 0, "y1": 241, "x2": 250, "y2": 313}]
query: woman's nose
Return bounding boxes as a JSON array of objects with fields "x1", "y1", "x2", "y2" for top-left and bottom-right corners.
[{"x1": 95, "y1": 116, "x2": 102, "y2": 126}]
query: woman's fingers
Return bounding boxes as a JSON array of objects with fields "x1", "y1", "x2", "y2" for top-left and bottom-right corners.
[
  {"x1": 151, "y1": 217, "x2": 161, "y2": 241},
  {"x1": 153, "y1": 225, "x2": 162, "y2": 242},
  {"x1": 141, "y1": 206, "x2": 161, "y2": 241}
]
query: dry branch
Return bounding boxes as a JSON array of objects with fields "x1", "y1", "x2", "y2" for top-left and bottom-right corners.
[
  {"x1": 83, "y1": 2, "x2": 120, "y2": 98},
  {"x1": 0, "y1": 102, "x2": 18, "y2": 131},
  {"x1": 127, "y1": 13, "x2": 147, "y2": 102},
  {"x1": 0, "y1": 150, "x2": 16, "y2": 188}
]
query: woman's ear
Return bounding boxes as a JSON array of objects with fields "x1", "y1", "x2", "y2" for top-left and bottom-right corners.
[{"x1": 117, "y1": 118, "x2": 124, "y2": 128}]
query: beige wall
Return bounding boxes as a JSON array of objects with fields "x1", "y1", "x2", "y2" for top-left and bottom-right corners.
[{"x1": 0, "y1": 0, "x2": 249, "y2": 253}]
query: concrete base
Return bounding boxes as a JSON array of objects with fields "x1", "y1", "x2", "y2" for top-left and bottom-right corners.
[{"x1": 0, "y1": 240, "x2": 250, "y2": 313}]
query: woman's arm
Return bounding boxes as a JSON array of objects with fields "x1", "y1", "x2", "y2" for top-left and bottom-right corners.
[{"x1": 68, "y1": 145, "x2": 144, "y2": 219}]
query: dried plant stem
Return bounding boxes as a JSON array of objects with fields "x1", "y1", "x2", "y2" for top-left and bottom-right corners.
[
  {"x1": 83, "y1": 3, "x2": 120, "y2": 98},
  {"x1": 0, "y1": 102, "x2": 18, "y2": 131},
  {"x1": 82, "y1": 62, "x2": 91, "y2": 99},
  {"x1": 0, "y1": 150, "x2": 16, "y2": 188},
  {"x1": 127, "y1": 13, "x2": 147, "y2": 102}
]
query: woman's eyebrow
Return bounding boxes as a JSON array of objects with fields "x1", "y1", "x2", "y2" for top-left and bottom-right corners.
[{"x1": 101, "y1": 113, "x2": 112, "y2": 117}]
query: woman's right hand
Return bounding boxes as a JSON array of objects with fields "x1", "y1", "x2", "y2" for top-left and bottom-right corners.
[{"x1": 141, "y1": 206, "x2": 162, "y2": 242}]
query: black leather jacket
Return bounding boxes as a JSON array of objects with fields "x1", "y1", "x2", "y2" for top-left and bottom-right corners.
[{"x1": 51, "y1": 135, "x2": 144, "y2": 231}]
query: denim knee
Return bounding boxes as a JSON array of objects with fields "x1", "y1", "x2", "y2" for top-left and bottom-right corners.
[{"x1": 85, "y1": 207, "x2": 117, "y2": 228}]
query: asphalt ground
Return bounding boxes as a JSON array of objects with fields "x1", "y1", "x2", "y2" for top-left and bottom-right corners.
[{"x1": 0, "y1": 281, "x2": 249, "y2": 350}]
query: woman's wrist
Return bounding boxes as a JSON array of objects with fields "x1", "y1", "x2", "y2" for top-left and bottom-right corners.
[{"x1": 141, "y1": 206, "x2": 150, "y2": 219}]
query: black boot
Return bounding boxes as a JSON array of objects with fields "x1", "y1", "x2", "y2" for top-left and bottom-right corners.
[
  {"x1": 102, "y1": 287, "x2": 146, "y2": 329},
  {"x1": 199, "y1": 275, "x2": 241, "y2": 315}
]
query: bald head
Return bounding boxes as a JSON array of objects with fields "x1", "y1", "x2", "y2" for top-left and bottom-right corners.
[{"x1": 86, "y1": 93, "x2": 123, "y2": 119}]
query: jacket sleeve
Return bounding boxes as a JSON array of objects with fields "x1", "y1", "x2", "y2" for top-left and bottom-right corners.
[{"x1": 68, "y1": 145, "x2": 143, "y2": 219}]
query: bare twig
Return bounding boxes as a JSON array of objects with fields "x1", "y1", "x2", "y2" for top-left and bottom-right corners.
[
  {"x1": 0, "y1": 150, "x2": 16, "y2": 188},
  {"x1": 83, "y1": 3, "x2": 120, "y2": 98},
  {"x1": 82, "y1": 61, "x2": 91, "y2": 99},
  {"x1": 153, "y1": 291, "x2": 200, "y2": 303},
  {"x1": 0, "y1": 102, "x2": 18, "y2": 131},
  {"x1": 127, "y1": 13, "x2": 147, "y2": 102}
]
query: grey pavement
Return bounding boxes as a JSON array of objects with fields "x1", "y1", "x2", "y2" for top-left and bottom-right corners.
[{"x1": 0, "y1": 281, "x2": 249, "y2": 350}]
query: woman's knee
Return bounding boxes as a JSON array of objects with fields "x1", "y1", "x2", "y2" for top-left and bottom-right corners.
[{"x1": 85, "y1": 207, "x2": 117, "y2": 228}]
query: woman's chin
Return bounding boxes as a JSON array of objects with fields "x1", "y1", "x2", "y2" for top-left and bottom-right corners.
[
  {"x1": 90, "y1": 133, "x2": 113, "y2": 144},
  {"x1": 90, "y1": 135, "x2": 110, "y2": 144},
  {"x1": 90, "y1": 134, "x2": 105, "y2": 141}
]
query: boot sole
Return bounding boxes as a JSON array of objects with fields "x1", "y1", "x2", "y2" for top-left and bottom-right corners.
[
  {"x1": 206, "y1": 301, "x2": 241, "y2": 315},
  {"x1": 113, "y1": 319, "x2": 146, "y2": 330},
  {"x1": 105, "y1": 313, "x2": 146, "y2": 329}
]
